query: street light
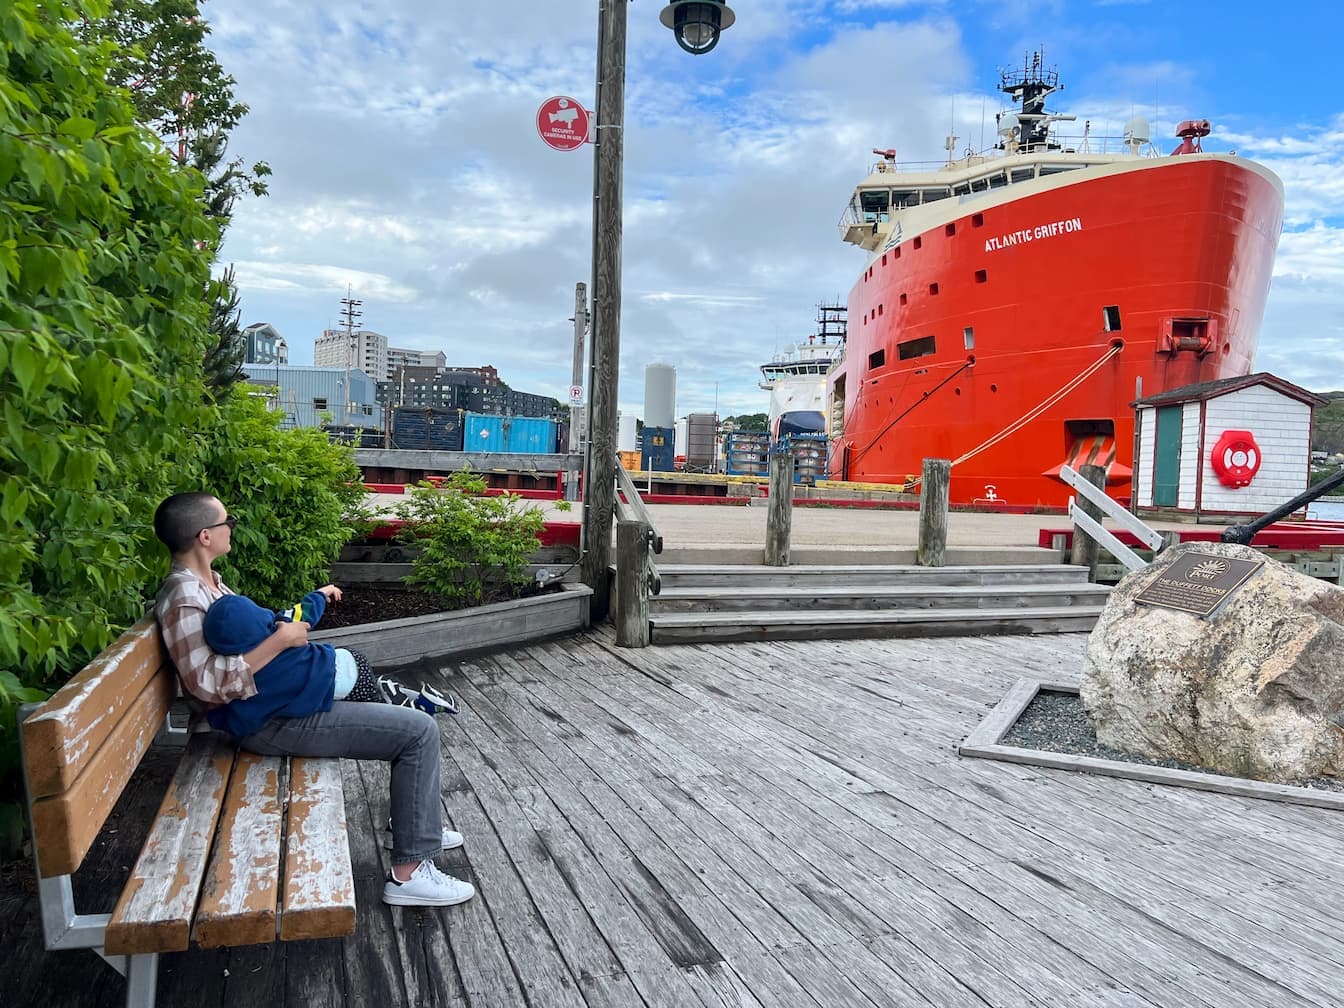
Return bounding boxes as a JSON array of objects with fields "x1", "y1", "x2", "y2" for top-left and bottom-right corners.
[
  {"x1": 579, "y1": 0, "x2": 735, "y2": 620},
  {"x1": 660, "y1": 1, "x2": 736, "y2": 55}
]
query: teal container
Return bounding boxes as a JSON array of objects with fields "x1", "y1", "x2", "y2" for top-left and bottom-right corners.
[{"x1": 464, "y1": 414, "x2": 558, "y2": 453}]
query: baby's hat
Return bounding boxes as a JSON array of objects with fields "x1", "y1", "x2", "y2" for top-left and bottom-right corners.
[{"x1": 203, "y1": 594, "x2": 276, "y2": 656}]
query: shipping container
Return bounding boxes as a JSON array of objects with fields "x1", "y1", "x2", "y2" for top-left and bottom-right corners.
[
  {"x1": 464, "y1": 413, "x2": 559, "y2": 453},
  {"x1": 390, "y1": 407, "x2": 464, "y2": 451}
]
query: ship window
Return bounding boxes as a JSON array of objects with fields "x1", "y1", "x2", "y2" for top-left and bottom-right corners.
[
  {"x1": 929, "y1": 282, "x2": 939, "y2": 295},
  {"x1": 919, "y1": 187, "x2": 951, "y2": 204},
  {"x1": 1010, "y1": 167, "x2": 1036, "y2": 183},
  {"x1": 1039, "y1": 164, "x2": 1078, "y2": 177},
  {"x1": 899, "y1": 293, "x2": 908, "y2": 305},
  {"x1": 953, "y1": 182, "x2": 971, "y2": 196},
  {"x1": 878, "y1": 304, "x2": 884, "y2": 316},
  {"x1": 1103, "y1": 305, "x2": 1122, "y2": 331},
  {"x1": 868, "y1": 349, "x2": 886, "y2": 369},
  {"x1": 963, "y1": 327, "x2": 975, "y2": 349},
  {"x1": 882, "y1": 253, "x2": 887, "y2": 266},
  {"x1": 975, "y1": 269, "x2": 987, "y2": 283},
  {"x1": 972, "y1": 213, "x2": 984, "y2": 227},
  {"x1": 893, "y1": 247, "x2": 901, "y2": 259},
  {"x1": 945, "y1": 223, "x2": 956, "y2": 237},
  {"x1": 987, "y1": 172, "x2": 1009, "y2": 189},
  {"x1": 913, "y1": 236, "x2": 923, "y2": 250},
  {"x1": 890, "y1": 190, "x2": 918, "y2": 209},
  {"x1": 898, "y1": 336, "x2": 937, "y2": 361}
]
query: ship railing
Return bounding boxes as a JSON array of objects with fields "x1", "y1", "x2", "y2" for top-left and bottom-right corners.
[
  {"x1": 613, "y1": 454, "x2": 662, "y2": 647},
  {"x1": 862, "y1": 133, "x2": 1160, "y2": 177}
]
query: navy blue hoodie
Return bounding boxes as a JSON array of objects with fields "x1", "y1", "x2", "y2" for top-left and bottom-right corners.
[{"x1": 202, "y1": 590, "x2": 335, "y2": 738}]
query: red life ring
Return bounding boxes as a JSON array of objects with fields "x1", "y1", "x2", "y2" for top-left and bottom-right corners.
[{"x1": 1209, "y1": 429, "x2": 1261, "y2": 488}]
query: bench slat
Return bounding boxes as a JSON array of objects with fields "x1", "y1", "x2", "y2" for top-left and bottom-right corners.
[
  {"x1": 22, "y1": 615, "x2": 167, "y2": 799},
  {"x1": 279, "y1": 757, "x2": 356, "y2": 941},
  {"x1": 29, "y1": 668, "x2": 179, "y2": 877},
  {"x1": 104, "y1": 734, "x2": 234, "y2": 955},
  {"x1": 192, "y1": 750, "x2": 286, "y2": 948}
]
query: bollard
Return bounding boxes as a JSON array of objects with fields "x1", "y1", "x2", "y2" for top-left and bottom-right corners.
[
  {"x1": 917, "y1": 458, "x2": 951, "y2": 567},
  {"x1": 614, "y1": 519, "x2": 651, "y2": 647},
  {"x1": 765, "y1": 446, "x2": 794, "y2": 567},
  {"x1": 1069, "y1": 463, "x2": 1108, "y2": 581}
]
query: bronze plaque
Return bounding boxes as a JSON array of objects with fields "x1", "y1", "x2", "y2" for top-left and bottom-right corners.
[{"x1": 1134, "y1": 551, "x2": 1265, "y2": 618}]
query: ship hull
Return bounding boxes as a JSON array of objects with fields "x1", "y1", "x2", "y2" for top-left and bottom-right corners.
[{"x1": 828, "y1": 155, "x2": 1284, "y2": 507}]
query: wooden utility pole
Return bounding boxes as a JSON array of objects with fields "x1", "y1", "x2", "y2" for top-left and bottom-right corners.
[
  {"x1": 917, "y1": 458, "x2": 951, "y2": 567},
  {"x1": 579, "y1": 0, "x2": 627, "y2": 620},
  {"x1": 765, "y1": 445, "x2": 794, "y2": 566}
]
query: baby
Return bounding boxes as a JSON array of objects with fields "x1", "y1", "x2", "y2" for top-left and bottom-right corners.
[{"x1": 202, "y1": 586, "x2": 456, "y2": 739}]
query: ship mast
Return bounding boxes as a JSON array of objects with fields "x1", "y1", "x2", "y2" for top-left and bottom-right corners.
[{"x1": 999, "y1": 50, "x2": 1062, "y2": 151}]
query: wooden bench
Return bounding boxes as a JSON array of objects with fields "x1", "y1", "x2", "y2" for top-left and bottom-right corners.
[{"x1": 20, "y1": 614, "x2": 356, "y2": 1007}]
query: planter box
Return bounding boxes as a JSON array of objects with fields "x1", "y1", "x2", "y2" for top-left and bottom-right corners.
[{"x1": 310, "y1": 582, "x2": 592, "y2": 667}]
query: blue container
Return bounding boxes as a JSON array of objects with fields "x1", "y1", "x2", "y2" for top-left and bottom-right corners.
[
  {"x1": 464, "y1": 414, "x2": 558, "y2": 454},
  {"x1": 505, "y1": 416, "x2": 558, "y2": 453},
  {"x1": 642, "y1": 425, "x2": 675, "y2": 472}
]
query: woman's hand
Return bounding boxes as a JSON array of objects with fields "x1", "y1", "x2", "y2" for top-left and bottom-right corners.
[{"x1": 318, "y1": 584, "x2": 343, "y2": 602}]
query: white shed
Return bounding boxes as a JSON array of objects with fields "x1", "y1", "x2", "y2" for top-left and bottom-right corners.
[{"x1": 1132, "y1": 372, "x2": 1325, "y2": 519}]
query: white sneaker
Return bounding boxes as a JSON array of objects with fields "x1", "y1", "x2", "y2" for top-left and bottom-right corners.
[
  {"x1": 383, "y1": 860, "x2": 475, "y2": 907},
  {"x1": 383, "y1": 826, "x2": 465, "y2": 851}
]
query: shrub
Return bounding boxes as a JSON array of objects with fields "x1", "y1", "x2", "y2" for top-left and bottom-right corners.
[
  {"x1": 204, "y1": 394, "x2": 368, "y2": 608},
  {"x1": 393, "y1": 474, "x2": 545, "y2": 606}
]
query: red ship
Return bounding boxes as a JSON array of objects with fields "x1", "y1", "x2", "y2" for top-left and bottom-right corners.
[{"x1": 826, "y1": 53, "x2": 1283, "y2": 507}]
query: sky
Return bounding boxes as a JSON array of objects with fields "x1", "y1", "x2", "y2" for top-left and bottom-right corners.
[{"x1": 203, "y1": 0, "x2": 1344, "y2": 421}]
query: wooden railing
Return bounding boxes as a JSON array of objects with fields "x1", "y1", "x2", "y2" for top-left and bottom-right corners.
[{"x1": 613, "y1": 455, "x2": 662, "y2": 646}]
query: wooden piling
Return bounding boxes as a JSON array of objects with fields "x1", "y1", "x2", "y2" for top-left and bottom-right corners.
[
  {"x1": 1070, "y1": 463, "x2": 1108, "y2": 581},
  {"x1": 917, "y1": 458, "x2": 950, "y2": 567},
  {"x1": 765, "y1": 448, "x2": 794, "y2": 567},
  {"x1": 614, "y1": 519, "x2": 650, "y2": 647}
]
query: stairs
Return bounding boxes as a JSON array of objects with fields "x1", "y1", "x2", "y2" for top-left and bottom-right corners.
[{"x1": 646, "y1": 563, "x2": 1109, "y2": 644}]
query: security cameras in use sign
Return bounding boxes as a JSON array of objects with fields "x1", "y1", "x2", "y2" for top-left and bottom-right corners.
[{"x1": 537, "y1": 96, "x2": 591, "y2": 151}]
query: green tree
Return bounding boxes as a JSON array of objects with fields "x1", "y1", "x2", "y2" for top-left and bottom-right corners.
[
  {"x1": 1, "y1": 0, "x2": 220, "y2": 785},
  {"x1": 726, "y1": 412, "x2": 768, "y2": 432},
  {"x1": 203, "y1": 262, "x2": 245, "y2": 399}
]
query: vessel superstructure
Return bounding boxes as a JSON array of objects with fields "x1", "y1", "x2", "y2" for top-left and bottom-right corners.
[
  {"x1": 826, "y1": 52, "x2": 1283, "y2": 506},
  {"x1": 761, "y1": 302, "x2": 846, "y2": 440}
]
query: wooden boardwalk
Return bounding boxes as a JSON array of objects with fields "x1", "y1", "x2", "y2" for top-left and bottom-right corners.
[{"x1": 5, "y1": 628, "x2": 1344, "y2": 1007}]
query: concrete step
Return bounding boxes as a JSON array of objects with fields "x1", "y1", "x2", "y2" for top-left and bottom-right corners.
[
  {"x1": 649, "y1": 605, "x2": 1104, "y2": 644},
  {"x1": 654, "y1": 563, "x2": 1092, "y2": 589},
  {"x1": 650, "y1": 582, "x2": 1111, "y2": 614}
]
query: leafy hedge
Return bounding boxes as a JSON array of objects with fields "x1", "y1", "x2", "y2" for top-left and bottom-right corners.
[{"x1": 0, "y1": 2, "x2": 362, "y2": 833}]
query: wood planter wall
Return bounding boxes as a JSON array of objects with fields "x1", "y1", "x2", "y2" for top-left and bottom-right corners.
[{"x1": 310, "y1": 582, "x2": 592, "y2": 668}]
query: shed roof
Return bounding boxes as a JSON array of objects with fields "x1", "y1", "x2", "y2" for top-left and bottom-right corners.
[{"x1": 1131, "y1": 371, "x2": 1327, "y2": 409}]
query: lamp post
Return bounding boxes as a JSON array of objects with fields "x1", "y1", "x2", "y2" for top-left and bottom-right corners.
[{"x1": 578, "y1": 0, "x2": 735, "y2": 620}]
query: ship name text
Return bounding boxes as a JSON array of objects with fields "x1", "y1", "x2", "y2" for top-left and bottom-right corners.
[{"x1": 984, "y1": 217, "x2": 1083, "y2": 253}]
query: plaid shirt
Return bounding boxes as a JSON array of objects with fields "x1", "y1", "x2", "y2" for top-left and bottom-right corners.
[{"x1": 155, "y1": 563, "x2": 256, "y2": 706}]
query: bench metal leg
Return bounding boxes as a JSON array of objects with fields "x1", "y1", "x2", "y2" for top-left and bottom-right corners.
[{"x1": 123, "y1": 953, "x2": 159, "y2": 1008}]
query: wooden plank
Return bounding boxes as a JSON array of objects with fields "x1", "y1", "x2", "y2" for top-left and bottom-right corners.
[
  {"x1": 280, "y1": 757, "x2": 356, "y2": 941},
  {"x1": 21, "y1": 614, "x2": 168, "y2": 799},
  {"x1": 104, "y1": 734, "x2": 234, "y2": 955},
  {"x1": 193, "y1": 751, "x2": 285, "y2": 948},
  {"x1": 28, "y1": 667, "x2": 178, "y2": 878}
]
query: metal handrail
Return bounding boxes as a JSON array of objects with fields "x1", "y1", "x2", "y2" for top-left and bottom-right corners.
[
  {"x1": 1222, "y1": 467, "x2": 1344, "y2": 545},
  {"x1": 614, "y1": 454, "x2": 663, "y2": 554}
]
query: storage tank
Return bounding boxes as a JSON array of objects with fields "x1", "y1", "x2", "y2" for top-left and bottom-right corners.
[
  {"x1": 644, "y1": 363, "x2": 676, "y2": 429},
  {"x1": 674, "y1": 417, "x2": 688, "y2": 460},
  {"x1": 617, "y1": 411, "x2": 638, "y2": 452},
  {"x1": 686, "y1": 412, "x2": 718, "y2": 472}
]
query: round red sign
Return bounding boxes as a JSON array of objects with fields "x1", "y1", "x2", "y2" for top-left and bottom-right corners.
[{"x1": 537, "y1": 96, "x2": 590, "y2": 152}]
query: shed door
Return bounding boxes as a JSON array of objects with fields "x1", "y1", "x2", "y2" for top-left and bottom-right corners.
[{"x1": 1153, "y1": 406, "x2": 1182, "y2": 507}]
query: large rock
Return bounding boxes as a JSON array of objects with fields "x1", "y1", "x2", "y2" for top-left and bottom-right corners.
[{"x1": 1082, "y1": 541, "x2": 1344, "y2": 783}]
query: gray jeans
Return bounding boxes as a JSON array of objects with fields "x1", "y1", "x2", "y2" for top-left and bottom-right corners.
[{"x1": 238, "y1": 700, "x2": 443, "y2": 863}]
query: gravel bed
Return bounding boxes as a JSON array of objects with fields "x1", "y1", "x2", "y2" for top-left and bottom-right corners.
[{"x1": 1001, "y1": 689, "x2": 1344, "y2": 793}]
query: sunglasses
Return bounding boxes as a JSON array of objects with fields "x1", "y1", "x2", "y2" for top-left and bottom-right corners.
[{"x1": 200, "y1": 515, "x2": 238, "y2": 534}]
